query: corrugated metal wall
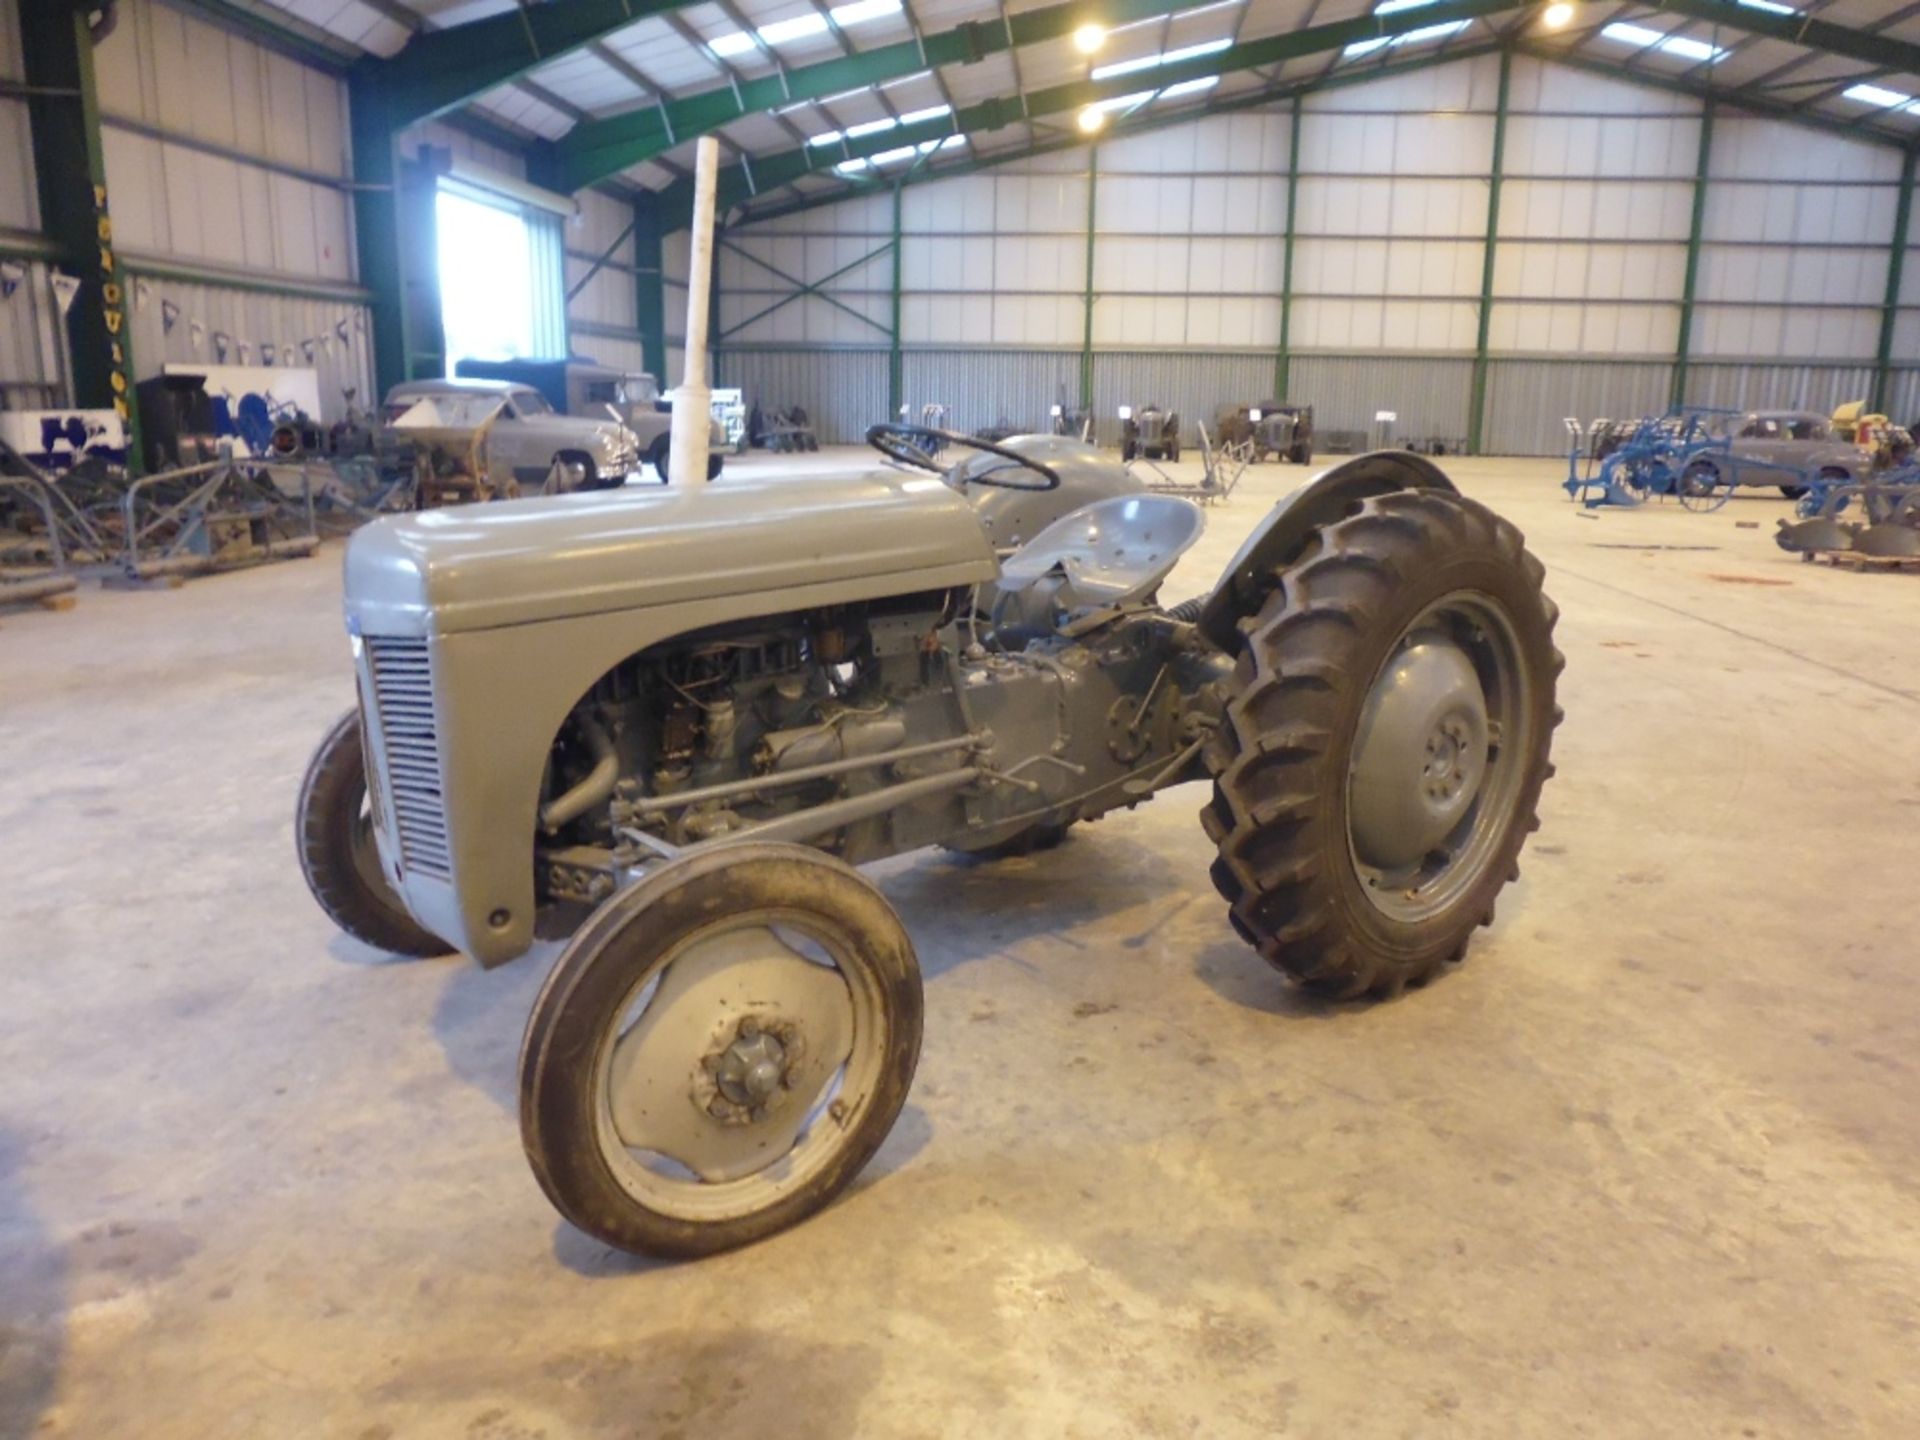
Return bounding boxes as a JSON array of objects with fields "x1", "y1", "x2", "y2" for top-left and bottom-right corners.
[
  {"x1": 714, "y1": 349, "x2": 889, "y2": 443},
  {"x1": 124, "y1": 278, "x2": 376, "y2": 420},
  {"x1": 0, "y1": 260, "x2": 64, "y2": 396},
  {"x1": 902, "y1": 348, "x2": 1081, "y2": 435},
  {"x1": 1682, "y1": 363, "x2": 1880, "y2": 415},
  {"x1": 1290, "y1": 355, "x2": 1476, "y2": 449},
  {"x1": 1090, "y1": 351, "x2": 1277, "y2": 447},
  {"x1": 1484, "y1": 360, "x2": 1674, "y2": 457}
]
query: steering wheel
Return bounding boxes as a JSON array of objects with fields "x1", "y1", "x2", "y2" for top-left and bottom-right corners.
[{"x1": 864, "y1": 424, "x2": 1061, "y2": 491}]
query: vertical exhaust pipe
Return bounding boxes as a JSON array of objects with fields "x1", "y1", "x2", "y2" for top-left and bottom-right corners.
[{"x1": 668, "y1": 135, "x2": 719, "y2": 485}]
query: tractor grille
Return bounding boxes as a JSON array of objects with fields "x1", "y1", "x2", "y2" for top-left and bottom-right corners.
[{"x1": 364, "y1": 636, "x2": 451, "y2": 879}]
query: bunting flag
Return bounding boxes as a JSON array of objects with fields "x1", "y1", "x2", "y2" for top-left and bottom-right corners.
[
  {"x1": 213, "y1": 331, "x2": 230, "y2": 362},
  {"x1": 335, "y1": 318, "x2": 350, "y2": 346},
  {"x1": 134, "y1": 277, "x2": 152, "y2": 311},
  {"x1": 0, "y1": 261, "x2": 22, "y2": 300},
  {"x1": 50, "y1": 271, "x2": 82, "y2": 316},
  {"x1": 301, "y1": 338, "x2": 317, "y2": 364},
  {"x1": 189, "y1": 319, "x2": 204, "y2": 351},
  {"x1": 161, "y1": 299, "x2": 180, "y2": 332},
  {"x1": 259, "y1": 342, "x2": 276, "y2": 366}
]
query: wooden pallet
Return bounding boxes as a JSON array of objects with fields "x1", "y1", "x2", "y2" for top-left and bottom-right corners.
[{"x1": 1804, "y1": 550, "x2": 1920, "y2": 573}]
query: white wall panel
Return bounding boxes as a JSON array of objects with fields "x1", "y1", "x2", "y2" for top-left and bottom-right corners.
[
  {"x1": 1503, "y1": 179, "x2": 1695, "y2": 241},
  {"x1": 573, "y1": 333, "x2": 646, "y2": 374},
  {"x1": 1713, "y1": 118, "x2": 1903, "y2": 184},
  {"x1": 1507, "y1": 56, "x2": 1690, "y2": 116},
  {"x1": 1693, "y1": 306, "x2": 1881, "y2": 361},
  {"x1": 0, "y1": 98, "x2": 38, "y2": 231},
  {"x1": 95, "y1": 0, "x2": 349, "y2": 178},
  {"x1": 0, "y1": 0, "x2": 33, "y2": 231},
  {"x1": 102, "y1": 128, "x2": 354, "y2": 280},
  {"x1": 1506, "y1": 114, "x2": 1702, "y2": 180},
  {"x1": 1703, "y1": 182, "x2": 1898, "y2": 247}
]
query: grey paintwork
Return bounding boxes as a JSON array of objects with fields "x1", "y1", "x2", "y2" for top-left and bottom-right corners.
[
  {"x1": 1703, "y1": 410, "x2": 1868, "y2": 488},
  {"x1": 948, "y1": 434, "x2": 1143, "y2": 552},
  {"x1": 345, "y1": 470, "x2": 999, "y2": 959},
  {"x1": 381, "y1": 378, "x2": 641, "y2": 490}
]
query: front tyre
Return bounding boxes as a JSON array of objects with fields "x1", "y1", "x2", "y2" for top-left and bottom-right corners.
[
  {"x1": 295, "y1": 710, "x2": 450, "y2": 957},
  {"x1": 520, "y1": 843, "x2": 922, "y2": 1258},
  {"x1": 1200, "y1": 490, "x2": 1562, "y2": 999}
]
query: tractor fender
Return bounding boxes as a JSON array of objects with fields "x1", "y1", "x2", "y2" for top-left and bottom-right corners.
[{"x1": 1196, "y1": 450, "x2": 1460, "y2": 652}]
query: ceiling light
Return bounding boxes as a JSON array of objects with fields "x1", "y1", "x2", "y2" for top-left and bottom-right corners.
[
  {"x1": 1542, "y1": 3, "x2": 1574, "y2": 29},
  {"x1": 1074, "y1": 23, "x2": 1106, "y2": 54},
  {"x1": 1078, "y1": 106, "x2": 1107, "y2": 134}
]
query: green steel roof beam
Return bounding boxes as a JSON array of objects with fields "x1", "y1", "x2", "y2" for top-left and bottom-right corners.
[
  {"x1": 1654, "y1": 0, "x2": 1920, "y2": 80},
  {"x1": 727, "y1": 40, "x2": 1507, "y2": 227},
  {"x1": 551, "y1": 0, "x2": 1450, "y2": 193},
  {"x1": 362, "y1": 0, "x2": 706, "y2": 132},
  {"x1": 652, "y1": 0, "x2": 1534, "y2": 217}
]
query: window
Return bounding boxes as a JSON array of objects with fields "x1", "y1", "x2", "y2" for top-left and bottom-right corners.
[
  {"x1": 436, "y1": 182, "x2": 567, "y2": 375},
  {"x1": 509, "y1": 389, "x2": 553, "y2": 417}
]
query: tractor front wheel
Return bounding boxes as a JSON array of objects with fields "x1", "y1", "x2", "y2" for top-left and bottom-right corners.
[
  {"x1": 520, "y1": 843, "x2": 922, "y2": 1258},
  {"x1": 1200, "y1": 489, "x2": 1562, "y2": 998},
  {"x1": 296, "y1": 710, "x2": 450, "y2": 958}
]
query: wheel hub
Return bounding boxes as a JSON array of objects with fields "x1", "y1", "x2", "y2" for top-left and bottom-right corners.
[
  {"x1": 1349, "y1": 635, "x2": 1490, "y2": 871},
  {"x1": 707, "y1": 1021, "x2": 790, "y2": 1113}
]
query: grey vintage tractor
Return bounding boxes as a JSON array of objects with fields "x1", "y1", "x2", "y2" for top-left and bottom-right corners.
[
  {"x1": 296, "y1": 432, "x2": 1561, "y2": 1260},
  {"x1": 1120, "y1": 405, "x2": 1181, "y2": 463}
]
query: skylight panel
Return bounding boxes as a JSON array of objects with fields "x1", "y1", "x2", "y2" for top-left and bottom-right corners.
[
  {"x1": 869, "y1": 144, "x2": 917, "y2": 165},
  {"x1": 1341, "y1": 2, "x2": 1469, "y2": 61},
  {"x1": 830, "y1": 0, "x2": 902, "y2": 24},
  {"x1": 759, "y1": 13, "x2": 829, "y2": 47},
  {"x1": 1159, "y1": 75, "x2": 1219, "y2": 99},
  {"x1": 1843, "y1": 84, "x2": 1915, "y2": 109},
  {"x1": 712, "y1": 1, "x2": 901, "y2": 64},
  {"x1": 1738, "y1": 0, "x2": 1796, "y2": 13},
  {"x1": 899, "y1": 104, "x2": 952, "y2": 125},
  {"x1": 1600, "y1": 22, "x2": 1727, "y2": 62},
  {"x1": 1091, "y1": 35, "x2": 1230, "y2": 81},
  {"x1": 1086, "y1": 89, "x2": 1156, "y2": 115},
  {"x1": 807, "y1": 129, "x2": 844, "y2": 146}
]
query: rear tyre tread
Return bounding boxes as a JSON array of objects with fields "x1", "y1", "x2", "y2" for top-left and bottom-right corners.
[{"x1": 1198, "y1": 490, "x2": 1561, "y2": 999}]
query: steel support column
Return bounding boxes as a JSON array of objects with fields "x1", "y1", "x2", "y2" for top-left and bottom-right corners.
[
  {"x1": 21, "y1": 0, "x2": 142, "y2": 466},
  {"x1": 1466, "y1": 47, "x2": 1510, "y2": 458},
  {"x1": 1672, "y1": 98, "x2": 1716, "y2": 411},
  {"x1": 1873, "y1": 148, "x2": 1916, "y2": 415},
  {"x1": 634, "y1": 198, "x2": 669, "y2": 380},
  {"x1": 889, "y1": 181, "x2": 904, "y2": 418},
  {"x1": 1275, "y1": 93, "x2": 1303, "y2": 403},
  {"x1": 1081, "y1": 144, "x2": 1098, "y2": 414}
]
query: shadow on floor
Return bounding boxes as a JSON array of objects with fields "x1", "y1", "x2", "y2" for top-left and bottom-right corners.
[{"x1": 0, "y1": 1127, "x2": 65, "y2": 1440}]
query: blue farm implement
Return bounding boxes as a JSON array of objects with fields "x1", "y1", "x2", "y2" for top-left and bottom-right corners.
[
  {"x1": 1563, "y1": 409, "x2": 1739, "y2": 511},
  {"x1": 1776, "y1": 465, "x2": 1920, "y2": 563}
]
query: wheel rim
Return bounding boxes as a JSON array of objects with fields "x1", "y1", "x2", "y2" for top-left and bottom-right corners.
[
  {"x1": 1346, "y1": 592, "x2": 1531, "y2": 924},
  {"x1": 590, "y1": 910, "x2": 884, "y2": 1223},
  {"x1": 1679, "y1": 462, "x2": 1728, "y2": 512}
]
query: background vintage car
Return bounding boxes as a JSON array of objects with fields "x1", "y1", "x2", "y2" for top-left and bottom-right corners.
[
  {"x1": 1697, "y1": 409, "x2": 1872, "y2": 496},
  {"x1": 380, "y1": 378, "x2": 640, "y2": 491}
]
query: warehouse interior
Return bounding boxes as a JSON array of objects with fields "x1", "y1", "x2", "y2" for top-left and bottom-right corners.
[{"x1": 3, "y1": 0, "x2": 1919, "y2": 1436}]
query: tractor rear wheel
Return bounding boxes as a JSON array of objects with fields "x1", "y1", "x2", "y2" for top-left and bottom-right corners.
[{"x1": 1199, "y1": 489, "x2": 1562, "y2": 999}]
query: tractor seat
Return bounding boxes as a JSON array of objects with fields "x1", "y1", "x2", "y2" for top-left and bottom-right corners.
[{"x1": 992, "y1": 493, "x2": 1205, "y2": 640}]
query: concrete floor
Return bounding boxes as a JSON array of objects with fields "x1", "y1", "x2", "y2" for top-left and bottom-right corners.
[{"x1": 3, "y1": 449, "x2": 1917, "y2": 1439}]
